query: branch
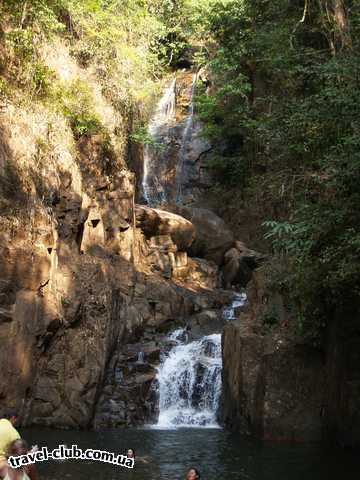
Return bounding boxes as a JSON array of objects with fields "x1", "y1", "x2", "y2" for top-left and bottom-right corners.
[
  {"x1": 290, "y1": 0, "x2": 309, "y2": 50},
  {"x1": 20, "y1": 0, "x2": 28, "y2": 29}
]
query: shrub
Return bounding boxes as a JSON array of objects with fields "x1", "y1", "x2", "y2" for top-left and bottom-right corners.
[{"x1": 55, "y1": 80, "x2": 103, "y2": 139}]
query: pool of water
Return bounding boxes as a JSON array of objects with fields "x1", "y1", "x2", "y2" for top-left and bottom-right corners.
[{"x1": 19, "y1": 427, "x2": 358, "y2": 480}]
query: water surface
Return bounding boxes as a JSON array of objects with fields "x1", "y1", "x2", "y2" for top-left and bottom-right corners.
[{"x1": 20, "y1": 427, "x2": 358, "y2": 480}]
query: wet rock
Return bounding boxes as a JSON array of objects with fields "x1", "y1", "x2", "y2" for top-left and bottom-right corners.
[{"x1": 187, "y1": 310, "x2": 224, "y2": 339}]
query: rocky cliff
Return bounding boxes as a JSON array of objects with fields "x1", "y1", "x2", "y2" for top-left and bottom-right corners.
[{"x1": 221, "y1": 268, "x2": 360, "y2": 447}]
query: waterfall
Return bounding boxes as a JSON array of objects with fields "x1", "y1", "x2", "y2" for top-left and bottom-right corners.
[
  {"x1": 155, "y1": 329, "x2": 222, "y2": 428},
  {"x1": 142, "y1": 78, "x2": 177, "y2": 206},
  {"x1": 223, "y1": 293, "x2": 247, "y2": 321},
  {"x1": 136, "y1": 351, "x2": 145, "y2": 364},
  {"x1": 176, "y1": 73, "x2": 197, "y2": 203}
]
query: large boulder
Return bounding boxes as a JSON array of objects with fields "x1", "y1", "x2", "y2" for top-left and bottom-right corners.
[
  {"x1": 169, "y1": 206, "x2": 234, "y2": 264},
  {"x1": 135, "y1": 205, "x2": 195, "y2": 251},
  {"x1": 222, "y1": 241, "x2": 267, "y2": 288}
]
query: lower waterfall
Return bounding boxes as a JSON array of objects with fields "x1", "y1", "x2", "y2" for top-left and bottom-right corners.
[{"x1": 155, "y1": 329, "x2": 222, "y2": 428}]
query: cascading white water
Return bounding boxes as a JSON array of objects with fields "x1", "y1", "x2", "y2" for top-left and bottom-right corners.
[
  {"x1": 142, "y1": 78, "x2": 177, "y2": 206},
  {"x1": 155, "y1": 329, "x2": 222, "y2": 428},
  {"x1": 136, "y1": 351, "x2": 145, "y2": 364},
  {"x1": 176, "y1": 73, "x2": 197, "y2": 203},
  {"x1": 223, "y1": 292, "x2": 247, "y2": 321}
]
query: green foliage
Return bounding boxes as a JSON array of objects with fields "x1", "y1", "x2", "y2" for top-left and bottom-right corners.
[
  {"x1": 198, "y1": 0, "x2": 360, "y2": 338},
  {"x1": 55, "y1": 80, "x2": 103, "y2": 138},
  {"x1": 262, "y1": 306, "x2": 279, "y2": 329},
  {"x1": 206, "y1": 153, "x2": 248, "y2": 188},
  {"x1": 3, "y1": 15, "x2": 57, "y2": 95},
  {"x1": 263, "y1": 221, "x2": 307, "y2": 255},
  {"x1": 0, "y1": 0, "x2": 189, "y2": 105},
  {"x1": 5, "y1": 29, "x2": 36, "y2": 63},
  {"x1": 31, "y1": 62, "x2": 56, "y2": 96},
  {"x1": 148, "y1": 0, "x2": 212, "y2": 67},
  {"x1": 65, "y1": 0, "x2": 162, "y2": 74},
  {"x1": 0, "y1": 79, "x2": 10, "y2": 100},
  {"x1": 1, "y1": 0, "x2": 65, "y2": 35},
  {"x1": 130, "y1": 126, "x2": 164, "y2": 151}
]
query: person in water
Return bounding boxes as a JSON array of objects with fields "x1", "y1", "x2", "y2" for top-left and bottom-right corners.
[
  {"x1": 186, "y1": 467, "x2": 200, "y2": 480},
  {"x1": 127, "y1": 448, "x2": 135, "y2": 459},
  {"x1": 0, "y1": 412, "x2": 20, "y2": 462},
  {"x1": 0, "y1": 439, "x2": 37, "y2": 480},
  {"x1": 126, "y1": 448, "x2": 149, "y2": 464}
]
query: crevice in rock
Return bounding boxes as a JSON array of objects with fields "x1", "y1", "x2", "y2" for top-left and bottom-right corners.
[
  {"x1": 91, "y1": 219, "x2": 101, "y2": 228},
  {"x1": 76, "y1": 222, "x2": 85, "y2": 252}
]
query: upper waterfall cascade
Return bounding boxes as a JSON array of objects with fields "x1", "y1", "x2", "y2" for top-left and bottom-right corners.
[
  {"x1": 142, "y1": 78, "x2": 177, "y2": 206},
  {"x1": 176, "y1": 73, "x2": 197, "y2": 203},
  {"x1": 142, "y1": 74, "x2": 198, "y2": 206}
]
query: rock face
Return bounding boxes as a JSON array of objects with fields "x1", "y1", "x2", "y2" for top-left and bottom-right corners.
[
  {"x1": 322, "y1": 306, "x2": 360, "y2": 448},
  {"x1": 0, "y1": 90, "x2": 242, "y2": 428},
  {"x1": 1, "y1": 63, "x2": 358, "y2": 447},
  {"x1": 222, "y1": 322, "x2": 325, "y2": 441},
  {"x1": 0, "y1": 168, "x2": 140, "y2": 428},
  {"x1": 221, "y1": 268, "x2": 360, "y2": 447},
  {"x1": 221, "y1": 269, "x2": 325, "y2": 441},
  {"x1": 93, "y1": 340, "x2": 160, "y2": 428}
]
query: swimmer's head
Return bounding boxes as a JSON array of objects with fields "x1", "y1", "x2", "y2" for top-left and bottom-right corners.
[
  {"x1": 127, "y1": 448, "x2": 135, "y2": 459},
  {"x1": 186, "y1": 467, "x2": 200, "y2": 480}
]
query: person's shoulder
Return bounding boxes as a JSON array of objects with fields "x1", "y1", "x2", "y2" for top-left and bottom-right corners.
[
  {"x1": 0, "y1": 419, "x2": 13, "y2": 433},
  {"x1": 0, "y1": 460, "x2": 9, "y2": 476},
  {"x1": 0, "y1": 419, "x2": 16, "y2": 430}
]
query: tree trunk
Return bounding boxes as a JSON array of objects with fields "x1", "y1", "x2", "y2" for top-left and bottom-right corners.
[
  {"x1": 327, "y1": 0, "x2": 352, "y2": 51},
  {"x1": 333, "y1": 0, "x2": 352, "y2": 49}
]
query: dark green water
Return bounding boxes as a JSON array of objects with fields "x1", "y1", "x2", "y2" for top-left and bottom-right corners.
[{"x1": 20, "y1": 428, "x2": 358, "y2": 480}]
